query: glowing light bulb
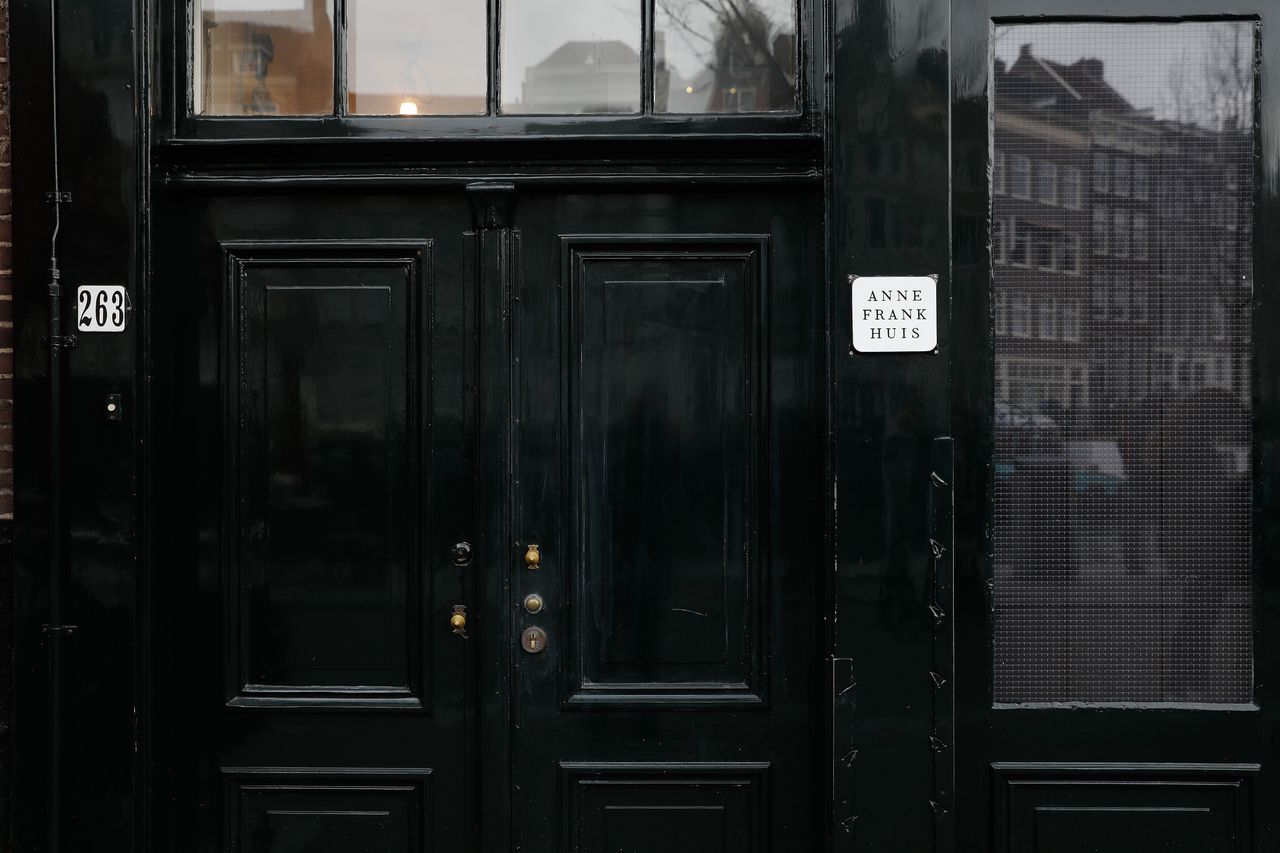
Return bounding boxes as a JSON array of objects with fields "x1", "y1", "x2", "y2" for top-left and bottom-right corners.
[
  {"x1": 399, "y1": 99, "x2": 419, "y2": 116},
  {"x1": 685, "y1": 86, "x2": 694, "y2": 94}
]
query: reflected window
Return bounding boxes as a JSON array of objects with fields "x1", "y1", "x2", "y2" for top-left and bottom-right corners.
[
  {"x1": 992, "y1": 21, "x2": 1255, "y2": 704},
  {"x1": 348, "y1": 0, "x2": 486, "y2": 114},
  {"x1": 655, "y1": 0, "x2": 797, "y2": 113},
  {"x1": 1113, "y1": 208, "x2": 1130, "y2": 257},
  {"x1": 501, "y1": 0, "x2": 641, "y2": 114},
  {"x1": 1134, "y1": 161, "x2": 1151, "y2": 200},
  {"x1": 1010, "y1": 154, "x2": 1031, "y2": 198},
  {"x1": 1036, "y1": 161, "x2": 1057, "y2": 204},
  {"x1": 1060, "y1": 165, "x2": 1082, "y2": 208},
  {"x1": 1092, "y1": 151, "x2": 1109, "y2": 194},
  {"x1": 196, "y1": 0, "x2": 335, "y2": 115},
  {"x1": 1092, "y1": 206, "x2": 1108, "y2": 253},
  {"x1": 1114, "y1": 155, "x2": 1131, "y2": 196}
]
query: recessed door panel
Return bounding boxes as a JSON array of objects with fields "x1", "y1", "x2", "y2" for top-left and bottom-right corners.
[
  {"x1": 226, "y1": 242, "x2": 429, "y2": 708},
  {"x1": 565, "y1": 239, "x2": 765, "y2": 707},
  {"x1": 225, "y1": 768, "x2": 431, "y2": 853},
  {"x1": 562, "y1": 763, "x2": 767, "y2": 853},
  {"x1": 994, "y1": 764, "x2": 1254, "y2": 853}
]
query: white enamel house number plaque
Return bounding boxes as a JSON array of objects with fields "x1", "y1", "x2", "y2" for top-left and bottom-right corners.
[
  {"x1": 850, "y1": 275, "x2": 938, "y2": 353},
  {"x1": 76, "y1": 285, "x2": 130, "y2": 333}
]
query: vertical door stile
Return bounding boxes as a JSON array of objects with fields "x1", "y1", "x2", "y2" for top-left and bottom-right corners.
[{"x1": 467, "y1": 181, "x2": 518, "y2": 853}]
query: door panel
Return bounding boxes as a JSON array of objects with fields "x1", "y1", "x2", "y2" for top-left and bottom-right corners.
[
  {"x1": 151, "y1": 193, "x2": 474, "y2": 851},
  {"x1": 227, "y1": 242, "x2": 429, "y2": 708},
  {"x1": 993, "y1": 764, "x2": 1253, "y2": 853},
  {"x1": 225, "y1": 768, "x2": 432, "y2": 853},
  {"x1": 509, "y1": 189, "x2": 823, "y2": 852},
  {"x1": 562, "y1": 763, "x2": 769, "y2": 853},
  {"x1": 564, "y1": 239, "x2": 765, "y2": 707}
]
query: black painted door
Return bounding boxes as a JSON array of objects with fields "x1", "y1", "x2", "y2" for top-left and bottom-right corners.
[
  {"x1": 505, "y1": 188, "x2": 823, "y2": 853},
  {"x1": 151, "y1": 183, "x2": 823, "y2": 852},
  {"x1": 149, "y1": 190, "x2": 477, "y2": 852},
  {"x1": 947, "y1": 5, "x2": 1280, "y2": 852}
]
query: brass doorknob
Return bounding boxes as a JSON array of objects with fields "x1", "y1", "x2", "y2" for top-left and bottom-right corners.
[
  {"x1": 450, "y1": 605, "x2": 467, "y2": 635},
  {"x1": 524, "y1": 544, "x2": 541, "y2": 568},
  {"x1": 523, "y1": 593, "x2": 544, "y2": 614}
]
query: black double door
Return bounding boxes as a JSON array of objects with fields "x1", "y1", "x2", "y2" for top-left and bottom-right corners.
[{"x1": 150, "y1": 183, "x2": 823, "y2": 852}]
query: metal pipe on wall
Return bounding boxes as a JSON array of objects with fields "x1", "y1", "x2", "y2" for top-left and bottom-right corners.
[{"x1": 43, "y1": 0, "x2": 68, "y2": 844}]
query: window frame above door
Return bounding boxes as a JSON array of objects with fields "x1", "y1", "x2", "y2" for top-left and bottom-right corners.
[{"x1": 157, "y1": 0, "x2": 823, "y2": 144}]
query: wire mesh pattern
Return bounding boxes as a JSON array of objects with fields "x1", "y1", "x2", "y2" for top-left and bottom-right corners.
[{"x1": 991, "y1": 22, "x2": 1255, "y2": 704}]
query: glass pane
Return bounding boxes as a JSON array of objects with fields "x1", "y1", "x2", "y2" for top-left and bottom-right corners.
[
  {"x1": 195, "y1": 0, "x2": 335, "y2": 115},
  {"x1": 501, "y1": 0, "x2": 641, "y2": 114},
  {"x1": 992, "y1": 21, "x2": 1255, "y2": 704},
  {"x1": 656, "y1": 0, "x2": 796, "y2": 113},
  {"x1": 348, "y1": 0, "x2": 487, "y2": 115}
]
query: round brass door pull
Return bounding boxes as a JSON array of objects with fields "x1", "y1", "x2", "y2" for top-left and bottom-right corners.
[
  {"x1": 450, "y1": 605, "x2": 467, "y2": 636},
  {"x1": 524, "y1": 543, "x2": 541, "y2": 568},
  {"x1": 523, "y1": 593, "x2": 544, "y2": 614}
]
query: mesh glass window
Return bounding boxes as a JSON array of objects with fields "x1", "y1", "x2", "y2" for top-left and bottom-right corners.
[{"x1": 991, "y1": 21, "x2": 1256, "y2": 704}]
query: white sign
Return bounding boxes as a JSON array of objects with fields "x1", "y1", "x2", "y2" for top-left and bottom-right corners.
[
  {"x1": 76, "y1": 285, "x2": 130, "y2": 333},
  {"x1": 850, "y1": 275, "x2": 937, "y2": 353}
]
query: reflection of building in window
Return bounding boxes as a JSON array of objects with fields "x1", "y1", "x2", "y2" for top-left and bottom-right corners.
[
  {"x1": 992, "y1": 27, "x2": 1254, "y2": 704},
  {"x1": 198, "y1": 0, "x2": 335, "y2": 115},
  {"x1": 993, "y1": 40, "x2": 1252, "y2": 428},
  {"x1": 519, "y1": 40, "x2": 641, "y2": 114},
  {"x1": 997, "y1": 358, "x2": 1089, "y2": 410}
]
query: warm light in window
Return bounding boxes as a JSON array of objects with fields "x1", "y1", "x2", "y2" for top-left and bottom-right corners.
[{"x1": 399, "y1": 99, "x2": 419, "y2": 116}]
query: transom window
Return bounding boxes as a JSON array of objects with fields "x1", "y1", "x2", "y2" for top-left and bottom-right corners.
[{"x1": 193, "y1": 0, "x2": 799, "y2": 117}]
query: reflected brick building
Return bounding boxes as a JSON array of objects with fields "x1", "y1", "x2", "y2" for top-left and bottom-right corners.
[
  {"x1": 994, "y1": 42, "x2": 1252, "y2": 426},
  {"x1": 993, "y1": 40, "x2": 1253, "y2": 703}
]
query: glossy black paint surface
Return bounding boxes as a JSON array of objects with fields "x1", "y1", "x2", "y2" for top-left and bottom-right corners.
[
  {"x1": 951, "y1": 2, "x2": 1280, "y2": 852},
  {"x1": 147, "y1": 196, "x2": 474, "y2": 850},
  {"x1": 10, "y1": 0, "x2": 142, "y2": 847},
  {"x1": 510, "y1": 193, "x2": 823, "y2": 851},
  {"x1": 828, "y1": 0, "x2": 952, "y2": 846},
  {"x1": 11, "y1": 0, "x2": 1280, "y2": 850}
]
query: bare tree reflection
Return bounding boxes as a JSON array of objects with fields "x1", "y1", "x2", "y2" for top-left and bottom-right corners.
[
  {"x1": 1164, "y1": 24, "x2": 1253, "y2": 132},
  {"x1": 656, "y1": 0, "x2": 795, "y2": 112}
]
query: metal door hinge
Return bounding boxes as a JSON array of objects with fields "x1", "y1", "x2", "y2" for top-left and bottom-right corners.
[{"x1": 41, "y1": 624, "x2": 78, "y2": 638}]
